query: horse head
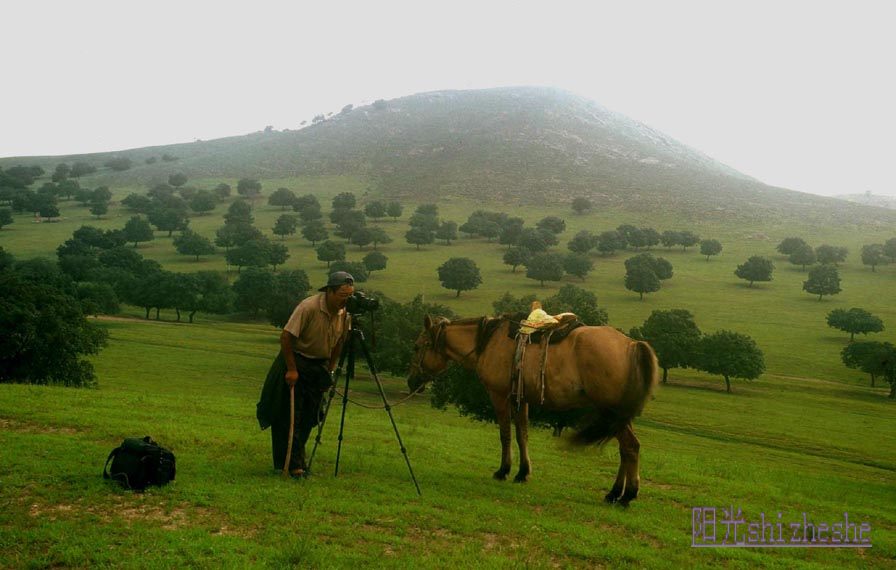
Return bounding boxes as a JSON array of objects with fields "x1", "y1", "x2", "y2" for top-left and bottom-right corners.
[{"x1": 407, "y1": 314, "x2": 452, "y2": 391}]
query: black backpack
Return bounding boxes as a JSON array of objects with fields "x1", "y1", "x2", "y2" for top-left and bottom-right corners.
[{"x1": 103, "y1": 436, "x2": 176, "y2": 491}]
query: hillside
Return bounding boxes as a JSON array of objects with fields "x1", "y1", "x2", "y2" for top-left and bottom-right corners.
[{"x1": 3, "y1": 86, "x2": 894, "y2": 224}]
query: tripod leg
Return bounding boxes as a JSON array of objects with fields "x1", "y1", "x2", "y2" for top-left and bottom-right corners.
[
  {"x1": 307, "y1": 347, "x2": 349, "y2": 473},
  {"x1": 356, "y1": 332, "x2": 422, "y2": 495},
  {"x1": 333, "y1": 334, "x2": 355, "y2": 477}
]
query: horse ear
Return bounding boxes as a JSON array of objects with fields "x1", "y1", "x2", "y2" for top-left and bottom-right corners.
[{"x1": 424, "y1": 314, "x2": 433, "y2": 330}]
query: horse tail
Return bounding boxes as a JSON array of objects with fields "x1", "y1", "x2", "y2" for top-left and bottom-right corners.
[{"x1": 571, "y1": 340, "x2": 659, "y2": 446}]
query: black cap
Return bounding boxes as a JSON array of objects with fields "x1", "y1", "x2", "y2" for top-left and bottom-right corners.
[{"x1": 318, "y1": 271, "x2": 354, "y2": 292}]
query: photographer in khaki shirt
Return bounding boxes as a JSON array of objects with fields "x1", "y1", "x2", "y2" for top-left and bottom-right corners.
[{"x1": 257, "y1": 272, "x2": 353, "y2": 476}]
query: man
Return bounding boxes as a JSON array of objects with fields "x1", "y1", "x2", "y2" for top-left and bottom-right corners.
[{"x1": 257, "y1": 271, "x2": 354, "y2": 476}]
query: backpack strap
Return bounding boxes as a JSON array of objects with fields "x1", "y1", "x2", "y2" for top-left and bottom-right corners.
[{"x1": 102, "y1": 447, "x2": 119, "y2": 480}]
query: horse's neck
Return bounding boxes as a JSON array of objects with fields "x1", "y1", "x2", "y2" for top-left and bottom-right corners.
[{"x1": 443, "y1": 322, "x2": 479, "y2": 368}]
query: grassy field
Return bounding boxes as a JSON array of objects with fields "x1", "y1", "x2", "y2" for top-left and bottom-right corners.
[
  {"x1": 1, "y1": 177, "x2": 895, "y2": 567},
  {"x1": 0, "y1": 316, "x2": 893, "y2": 568}
]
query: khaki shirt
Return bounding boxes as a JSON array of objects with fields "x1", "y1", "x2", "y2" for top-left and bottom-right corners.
[{"x1": 283, "y1": 293, "x2": 349, "y2": 359}]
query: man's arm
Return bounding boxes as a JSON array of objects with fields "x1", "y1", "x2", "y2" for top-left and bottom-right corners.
[{"x1": 280, "y1": 330, "x2": 299, "y2": 386}]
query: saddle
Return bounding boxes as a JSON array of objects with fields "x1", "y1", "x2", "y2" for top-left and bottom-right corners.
[{"x1": 507, "y1": 312, "x2": 583, "y2": 408}]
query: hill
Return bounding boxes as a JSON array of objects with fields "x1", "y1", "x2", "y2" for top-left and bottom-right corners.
[{"x1": 3, "y1": 87, "x2": 894, "y2": 225}]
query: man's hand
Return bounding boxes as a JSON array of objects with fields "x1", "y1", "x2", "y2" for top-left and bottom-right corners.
[{"x1": 284, "y1": 369, "x2": 298, "y2": 386}]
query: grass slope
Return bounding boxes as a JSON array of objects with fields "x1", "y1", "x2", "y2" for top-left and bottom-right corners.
[{"x1": 0, "y1": 317, "x2": 893, "y2": 568}]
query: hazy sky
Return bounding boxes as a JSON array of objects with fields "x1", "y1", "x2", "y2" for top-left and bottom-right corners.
[{"x1": 3, "y1": 1, "x2": 893, "y2": 197}]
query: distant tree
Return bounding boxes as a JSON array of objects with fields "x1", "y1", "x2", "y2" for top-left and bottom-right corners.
[
  {"x1": 316, "y1": 240, "x2": 345, "y2": 267},
  {"x1": 408, "y1": 212, "x2": 439, "y2": 233},
  {"x1": 333, "y1": 209, "x2": 366, "y2": 242},
  {"x1": 617, "y1": 224, "x2": 644, "y2": 249},
  {"x1": 492, "y1": 291, "x2": 538, "y2": 315},
  {"x1": 301, "y1": 219, "x2": 328, "y2": 246},
  {"x1": 89, "y1": 200, "x2": 109, "y2": 218},
  {"x1": 77, "y1": 282, "x2": 119, "y2": 316},
  {"x1": 416, "y1": 203, "x2": 438, "y2": 217},
  {"x1": 678, "y1": 230, "x2": 700, "y2": 251},
  {"x1": 536, "y1": 216, "x2": 566, "y2": 235},
  {"x1": 98, "y1": 245, "x2": 146, "y2": 274},
  {"x1": 189, "y1": 191, "x2": 217, "y2": 215},
  {"x1": 861, "y1": 244, "x2": 886, "y2": 272},
  {"x1": 349, "y1": 227, "x2": 374, "y2": 250},
  {"x1": 122, "y1": 216, "x2": 154, "y2": 247},
  {"x1": 52, "y1": 163, "x2": 71, "y2": 182},
  {"x1": 386, "y1": 201, "x2": 403, "y2": 221},
  {"x1": 571, "y1": 196, "x2": 592, "y2": 214},
  {"x1": 145, "y1": 156, "x2": 158, "y2": 165},
  {"x1": 630, "y1": 309, "x2": 702, "y2": 383},
  {"x1": 173, "y1": 230, "x2": 216, "y2": 261},
  {"x1": 437, "y1": 257, "x2": 482, "y2": 297},
  {"x1": 38, "y1": 201, "x2": 60, "y2": 219},
  {"x1": 624, "y1": 265, "x2": 661, "y2": 300},
  {"x1": 641, "y1": 228, "x2": 661, "y2": 249},
  {"x1": 215, "y1": 222, "x2": 262, "y2": 250},
  {"x1": 329, "y1": 260, "x2": 368, "y2": 282},
  {"x1": 776, "y1": 237, "x2": 809, "y2": 256},
  {"x1": 148, "y1": 206, "x2": 189, "y2": 237},
  {"x1": 168, "y1": 173, "x2": 188, "y2": 188},
  {"x1": 236, "y1": 178, "x2": 262, "y2": 200},
  {"x1": 0, "y1": 208, "x2": 13, "y2": 229},
  {"x1": 563, "y1": 253, "x2": 593, "y2": 281},
  {"x1": 789, "y1": 244, "x2": 817, "y2": 270},
  {"x1": 214, "y1": 183, "x2": 232, "y2": 200},
  {"x1": 161, "y1": 153, "x2": 178, "y2": 162},
  {"x1": 272, "y1": 214, "x2": 298, "y2": 240},
  {"x1": 56, "y1": 179, "x2": 80, "y2": 200},
  {"x1": 479, "y1": 221, "x2": 501, "y2": 242},
  {"x1": 827, "y1": 308, "x2": 884, "y2": 341},
  {"x1": 699, "y1": 239, "x2": 723, "y2": 261},
  {"x1": 734, "y1": 256, "x2": 774, "y2": 287},
  {"x1": 363, "y1": 250, "x2": 388, "y2": 273},
  {"x1": 70, "y1": 161, "x2": 97, "y2": 177},
  {"x1": 147, "y1": 183, "x2": 175, "y2": 201},
  {"x1": 364, "y1": 200, "x2": 387, "y2": 222},
  {"x1": 121, "y1": 193, "x2": 152, "y2": 213},
  {"x1": 498, "y1": 218, "x2": 525, "y2": 246},
  {"x1": 312, "y1": 114, "x2": 325, "y2": 124},
  {"x1": 226, "y1": 238, "x2": 273, "y2": 272},
  {"x1": 224, "y1": 200, "x2": 254, "y2": 225},
  {"x1": 625, "y1": 253, "x2": 673, "y2": 280},
  {"x1": 268, "y1": 242, "x2": 289, "y2": 270},
  {"x1": 883, "y1": 238, "x2": 896, "y2": 264},
  {"x1": 660, "y1": 230, "x2": 681, "y2": 249},
  {"x1": 405, "y1": 227, "x2": 434, "y2": 250},
  {"x1": 503, "y1": 246, "x2": 530, "y2": 273},
  {"x1": 567, "y1": 230, "x2": 595, "y2": 254},
  {"x1": 815, "y1": 244, "x2": 848, "y2": 265},
  {"x1": 841, "y1": 341, "x2": 890, "y2": 388},
  {"x1": 331, "y1": 192, "x2": 356, "y2": 211},
  {"x1": 185, "y1": 271, "x2": 233, "y2": 323},
  {"x1": 525, "y1": 252, "x2": 565, "y2": 287},
  {"x1": 0, "y1": 270, "x2": 107, "y2": 387},
  {"x1": 233, "y1": 267, "x2": 275, "y2": 317},
  {"x1": 435, "y1": 221, "x2": 458, "y2": 245},
  {"x1": 543, "y1": 284, "x2": 608, "y2": 326},
  {"x1": 267, "y1": 269, "x2": 311, "y2": 328},
  {"x1": 268, "y1": 187, "x2": 297, "y2": 210},
  {"x1": 803, "y1": 264, "x2": 841, "y2": 300},
  {"x1": 696, "y1": 331, "x2": 765, "y2": 393},
  {"x1": 596, "y1": 230, "x2": 626, "y2": 255}
]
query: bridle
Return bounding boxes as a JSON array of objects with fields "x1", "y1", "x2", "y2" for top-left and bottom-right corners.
[{"x1": 409, "y1": 319, "x2": 478, "y2": 382}]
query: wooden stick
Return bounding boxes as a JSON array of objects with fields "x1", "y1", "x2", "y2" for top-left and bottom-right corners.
[{"x1": 282, "y1": 384, "x2": 296, "y2": 477}]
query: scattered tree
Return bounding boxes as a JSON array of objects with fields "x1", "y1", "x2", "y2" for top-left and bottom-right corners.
[
  {"x1": 122, "y1": 216, "x2": 154, "y2": 247},
  {"x1": 734, "y1": 256, "x2": 774, "y2": 287},
  {"x1": 563, "y1": 253, "x2": 593, "y2": 281},
  {"x1": 776, "y1": 237, "x2": 809, "y2": 256},
  {"x1": 168, "y1": 173, "x2": 188, "y2": 188},
  {"x1": 272, "y1": 214, "x2": 298, "y2": 240},
  {"x1": 696, "y1": 331, "x2": 765, "y2": 393},
  {"x1": 789, "y1": 244, "x2": 816, "y2": 270},
  {"x1": 173, "y1": 230, "x2": 216, "y2": 261},
  {"x1": 0, "y1": 208, "x2": 13, "y2": 229},
  {"x1": 861, "y1": 244, "x2": 886, "y2": 272},
  {"x1": 827, "y1": 308, "x2": 884, "y2": 341},
  {"x1": 624, "y1": 264, "x2": 661, "y2": 300},
  {"x1": 436, "y1": 221, "x2": 458, "y2": 245},
  {"x1": 405, "y1": 227, "x2": 434, "y2": 250},
  {"x1": 236, "y1": 178, "x2": 262, "y2": 201},
  {"x1": 630, "y1": 309, "x2": 702, "y2": 383},
  {"x1": 268, "y1": 187, "x2": 297, "y2": 210},
  {"x1": 301, "y1": 219, "x2": 328, "y2": 246},
  {"x1": 503, "y1": 246, "x2": 530, "y2": 273},
  {"x1": 571, "y1": 196, "x2": 592, "y2": 214},
  {"x1": 525, "y1": 252, "x2": 565, "y2": 287},
  {"x1": 815, "y1": 244, "x2": 848, "y2": 265},
  {"x1": 699, "y1": 239, "x2": 722, "y2": 261},
  {"x1": 386, "y1": 201, "x2": 403, "y2": 221},
  {"x1": 316, "y1": 240, "x2": 345, "y2": 267},
  {"x1": 437, "y1": 257, "x2": 482, "y2": 297},
  {"x1": 363, "y1": 250, "x2": 388, "y2": 273},
  {"x1": 803, "y1": 264, "x2": 841, "y2": 300},
  {"x1": 536, "y1": 216, "x2": 566, "y2": 235}
]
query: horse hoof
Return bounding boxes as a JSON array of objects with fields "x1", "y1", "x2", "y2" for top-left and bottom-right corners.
[
  {"x1": 604, "y1": 492, "x2": 619, "y2": 504},
  {"x1": 513, "y1": 474, "x2": 529, "y2": 483},
  {"x1": 493, "y1": 471, "x2": 509, "y2": 481}
]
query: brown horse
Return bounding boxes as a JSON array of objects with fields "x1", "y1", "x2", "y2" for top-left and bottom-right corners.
[{"x1": 408, "y1": 314, "x2": 658, "y2": 506}]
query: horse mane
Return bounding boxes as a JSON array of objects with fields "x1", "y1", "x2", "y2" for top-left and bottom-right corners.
[{"x1": 475, "y1": 315, "x2": 509, "y2": 354}]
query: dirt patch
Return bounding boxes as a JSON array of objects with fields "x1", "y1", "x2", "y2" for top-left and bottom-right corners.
[
  {"x1": 0, "y1": 417, "x2": 80, "y2": 435},
  {"x1": 26, "y1": 495, "x2": 254, "y2": 538}
]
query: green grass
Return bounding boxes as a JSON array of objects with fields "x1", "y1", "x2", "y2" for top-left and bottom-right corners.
[{"x1": 0, "y1": 317, "x2": 893, "y2": 568}]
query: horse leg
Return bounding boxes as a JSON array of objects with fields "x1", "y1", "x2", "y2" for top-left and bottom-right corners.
[
  {"x1": 618, "y1": 422, "x2": 641, "y2": 507},
  {"x1": 604, "y1": 434, "x2": 627, "y2": 504},
  {"x1": 512, "y1": 403, "x2": 531, "y2": 482},
  {"x1": 490, "y1": 392, "x2": 512, "y2": 481}
]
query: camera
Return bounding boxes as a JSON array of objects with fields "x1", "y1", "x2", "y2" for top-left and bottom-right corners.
[{"x1": 345, "y1": 291, "x2": 379, "y2": 315}]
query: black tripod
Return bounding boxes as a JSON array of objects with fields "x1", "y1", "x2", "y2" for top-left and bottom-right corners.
[{"x1": 307, "y1": 318, "x2": 421, "y2": 495}]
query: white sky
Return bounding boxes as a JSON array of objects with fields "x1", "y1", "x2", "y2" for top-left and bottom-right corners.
[{"x1": 2, "y1": 0, "x2": 894, "y2": 197}]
